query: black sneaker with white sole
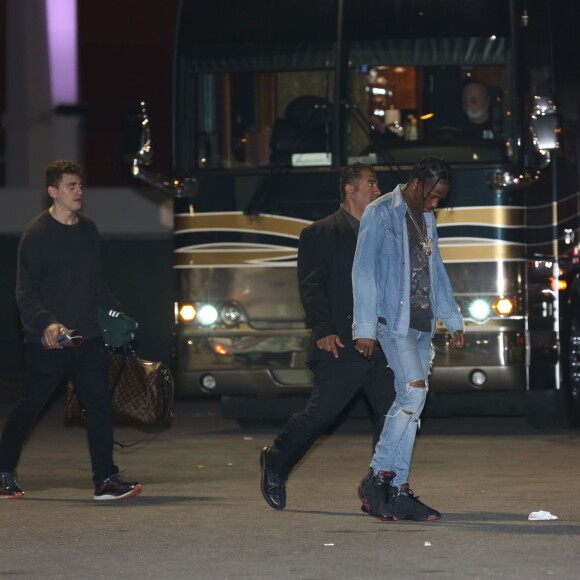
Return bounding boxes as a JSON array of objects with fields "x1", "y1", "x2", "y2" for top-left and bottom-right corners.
[{"x1": 94, "y1": 474, "x2": 142, "y2": 501}]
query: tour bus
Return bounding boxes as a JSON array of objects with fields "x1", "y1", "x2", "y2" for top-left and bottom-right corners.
[{"x1": 129, "y1": 0, "x2": 580, "y2": 427}]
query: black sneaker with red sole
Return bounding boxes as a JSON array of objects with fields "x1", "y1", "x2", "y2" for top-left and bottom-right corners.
[
  {"x1": 358, "y1": 468, "x2": 395, "y2": 521},
  {"x1": 94, "y1": 474, "x2": 142, "y2": 501},
  {"x1": 0, "y1": 471, "x2": 24, "y2": 499}
]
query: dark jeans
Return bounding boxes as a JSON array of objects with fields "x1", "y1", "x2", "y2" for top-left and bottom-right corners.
[
  {"x1": 268, "y1": 351, "x2": 395, "y2": 476},
  {"x1": 0, "y1": 338, "x2": 118, "y2": 485}
]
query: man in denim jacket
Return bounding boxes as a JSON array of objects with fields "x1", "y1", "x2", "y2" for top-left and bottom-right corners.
[{"x1": 352, "y1": 157, "x2": 464, "y2": 522}]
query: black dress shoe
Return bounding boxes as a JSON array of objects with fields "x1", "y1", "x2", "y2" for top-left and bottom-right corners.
[{"x1": 260, "y1": 447, "x2": 287, "y2": 510}]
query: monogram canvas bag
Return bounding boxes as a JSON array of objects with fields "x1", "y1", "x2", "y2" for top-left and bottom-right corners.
[{"x1": 65, "y1": 349, "x2": 174, "y2": 427}]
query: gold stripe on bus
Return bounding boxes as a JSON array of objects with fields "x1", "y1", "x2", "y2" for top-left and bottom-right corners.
[
  {"x1": 174, "y1": 249, "x2": 298, "y2": 267},
  {"x1": 174, "y1": 212, "x2": 310, "y2": 237},
  {"x1": 435, "y1": 206, "x2": 523, "y2": 227},
  {"x1": 439, "y1": 243, "x2": 526, "y2": 262}
]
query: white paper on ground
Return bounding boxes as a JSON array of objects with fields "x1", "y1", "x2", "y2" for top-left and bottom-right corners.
[{"x1": 528, "y1": 510, "x2": 558, "y2": 520}]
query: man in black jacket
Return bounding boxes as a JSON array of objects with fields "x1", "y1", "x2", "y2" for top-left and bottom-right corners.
[
  {"x1": 260, "y1": 163, "x2": 395, "y2": 510},
  {"x1": 0, "y1": 160, "x2": 141, "y2": 501}
]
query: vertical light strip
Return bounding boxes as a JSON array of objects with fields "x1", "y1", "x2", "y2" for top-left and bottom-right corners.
[{"x1": 45, "y1": 0, "x2": 78, "y2": 105}]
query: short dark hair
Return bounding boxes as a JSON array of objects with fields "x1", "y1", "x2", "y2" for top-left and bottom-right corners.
[
  {"x1": 45, "y1": 160, "x2": 81, "y2": 189},
  {"x1": 406, "y1": 157, "x2": 453, "y2": 203},
  {"x1": 339, "y1": 162, "x2": 375, "y2": 201}
]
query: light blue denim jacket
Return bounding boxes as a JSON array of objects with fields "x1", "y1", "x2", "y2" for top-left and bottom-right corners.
[{"x1": 352, "y1": 184, "x2": 463, "y2": 340}]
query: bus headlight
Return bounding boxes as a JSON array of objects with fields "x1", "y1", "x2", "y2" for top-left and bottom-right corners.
[
  {"x1": 468, "y1": 299, "x2": 491, "y2": 322},
  {"x1": 197, "y1": 304, "x2": 219, "y2": 326},
  {"x1": 220, "y1": 303, "x2": 242, "y2": 327}
]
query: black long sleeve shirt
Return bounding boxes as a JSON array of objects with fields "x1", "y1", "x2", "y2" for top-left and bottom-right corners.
[{"x1": 16, "y1": 210, "x2": 121, "y2": 343}]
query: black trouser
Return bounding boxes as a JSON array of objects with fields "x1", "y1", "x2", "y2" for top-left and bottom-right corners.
[
  {"x1": 0, "y1": 339, "x2": 118, "y2": 485},
  {"x1": 268, "y1": 351, "x2": 395, "y2": 476}
]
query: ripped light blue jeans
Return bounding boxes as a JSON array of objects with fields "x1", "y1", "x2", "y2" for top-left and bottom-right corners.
[{"x1": 371, "y1": 326, "x2": 434, "y2": 488}]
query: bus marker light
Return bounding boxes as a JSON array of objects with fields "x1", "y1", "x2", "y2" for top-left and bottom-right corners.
[
  {"x1": 179, "y1": 303, "x2": 196, "y2": 322},
  {"x1": 549, "y1": 277, "x2": 567, "y2": 291},
  {"x1": 494, "y1": 297, "x2": 514, "y2": 316}
]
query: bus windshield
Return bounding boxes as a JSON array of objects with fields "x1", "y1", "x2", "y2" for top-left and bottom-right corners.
[
  {"x1": 175, "y1": 0, "x2": 514, "y2": 171},
  {"x1": 189, "y1": 63, "x2": 511, "y2": 170}
]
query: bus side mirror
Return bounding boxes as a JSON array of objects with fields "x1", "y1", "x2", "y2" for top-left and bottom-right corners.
[
  {"x1": 123, "y1": 100, "x2": 186, "y2": 197},
  {"x1": 123, "y1": 101, "x2": 153, "y2": 168},
  {"x1": 487, "y1": 95, "x2": 560, "y2": 190},
  {"x1": 530, "y1": 96, "x2": 560, "y2": 169}
]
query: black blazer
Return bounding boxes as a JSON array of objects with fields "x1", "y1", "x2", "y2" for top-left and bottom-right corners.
[{"x1": 298, "y1": 208, "x2": 363, "y2": 362}]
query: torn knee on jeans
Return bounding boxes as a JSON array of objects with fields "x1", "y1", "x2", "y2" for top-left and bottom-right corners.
[{"x1": 403, "y1": 380, "x2": 426, "y2": 415}]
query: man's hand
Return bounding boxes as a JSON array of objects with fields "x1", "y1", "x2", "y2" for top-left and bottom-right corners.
[
  {"x1": 316, "y1": 335, "x2": 345, "y2": 358},
  {"x1": 42, "y1": 323, "x2": 68, "y2": 349},
  {"x1": 449, "y1": 330, "x2": 465, "y2": 350},
  {"x1": 354, "y1": 337, "x2": 375, "y2": 359}
]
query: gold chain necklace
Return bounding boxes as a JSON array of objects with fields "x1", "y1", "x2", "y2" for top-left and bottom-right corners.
[{"x1": 405, "y1": 204, "x2": 433, "y2": 256}]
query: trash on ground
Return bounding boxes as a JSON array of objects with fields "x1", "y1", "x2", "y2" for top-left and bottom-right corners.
[{"x1": 528, "y1": 510, "x2": 558, "y2": 521}]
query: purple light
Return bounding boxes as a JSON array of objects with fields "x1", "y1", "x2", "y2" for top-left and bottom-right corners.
[{"x1": 45, "y1": 0, "x2": 78, "y2": 105}]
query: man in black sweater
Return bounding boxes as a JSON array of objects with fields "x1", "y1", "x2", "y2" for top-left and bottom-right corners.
[
  {"x1": 260, "y1": 163, "x2": 395, "y2": 510},
  {"x1": 0, "y1": 160, "x2": 141, "y2": 501}
]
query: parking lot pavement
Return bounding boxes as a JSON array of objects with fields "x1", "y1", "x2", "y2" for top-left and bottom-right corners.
[{"x1": 2, "y1": 394, "x2": 580, "y2": 579}]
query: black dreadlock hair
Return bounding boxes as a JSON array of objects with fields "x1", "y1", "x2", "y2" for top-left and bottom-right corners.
[{"x1": 405, "y1": 156, "x2": 454, "y2": 209}]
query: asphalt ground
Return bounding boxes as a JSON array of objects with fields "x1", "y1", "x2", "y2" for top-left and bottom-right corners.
[{"x1": 1, "y1": 387, "x2": 580, "y2": 580}]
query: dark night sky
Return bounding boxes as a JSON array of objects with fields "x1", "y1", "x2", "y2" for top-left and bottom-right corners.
[{"x1": 1, "y1": 0, "x2": 579, "y2": 187}]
